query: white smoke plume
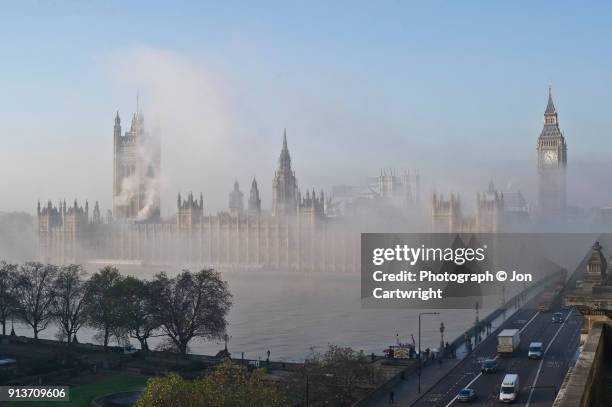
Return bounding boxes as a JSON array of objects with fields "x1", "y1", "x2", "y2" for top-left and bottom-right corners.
[
  {"x1": 104, "y1": 47, "x2": 238, "y2": 215},
  {"x1": 137, "y1": 176, "x2": 160, "y2": 221},
  {"x1": 113, "y1": 122, "x2": 161, "y2": 221}
]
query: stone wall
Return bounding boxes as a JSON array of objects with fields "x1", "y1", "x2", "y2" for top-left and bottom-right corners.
[{"x1": 553, "y1": 321, "x2": 611, "y2": 407}]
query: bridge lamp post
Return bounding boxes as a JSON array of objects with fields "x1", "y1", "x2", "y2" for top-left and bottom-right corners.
[
  {"x1": 418, "y1": 311, "x2": 440, "y2": 393},
  {"x1": 439, "y1": 322, "x2": 445, "y2": 354}
]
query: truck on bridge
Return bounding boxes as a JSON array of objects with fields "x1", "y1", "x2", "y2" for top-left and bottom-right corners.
[{"x1": 497, "y1": 329, "x2": 520, "y2": 355}]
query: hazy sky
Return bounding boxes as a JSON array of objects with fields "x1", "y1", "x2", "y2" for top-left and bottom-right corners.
[{"x1": 2, "y1": 1, "x2": 612, "y2": 215}]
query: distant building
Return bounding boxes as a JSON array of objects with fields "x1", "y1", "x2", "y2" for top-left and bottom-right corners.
[
  {"x1": 476, "y1": 181, "x2": 504, "y2": 232},
  {"x1": 431, "y1": 193, "x2": 465, "y2": 232},
  {"x1": 430, "y1": 182, "x2": 535, "y2": 233},
  {"x1": 371, "y1": 168, "x2": 420, "y2": 207},
  {"x1": 272, "y1": 130, "x2": 298, "y2": 217},
  {"x1": 38, "y1": 122, "x2": 356, "y2": 272},
  {"x1": 248, "y1": 178, "x2": 261, "y2": 216},
  {"x1": 537, "y1": 87, "x2": 568, "y2": 223},
  {"x1": 329, "y1": 168, "x2": 420, "y2": 218},
  {"x1": 228, "y1": 181, "x2": 244, "y2": 216},
  {"x1": 112, "y1": 109, "x2": 161, "y2": 222}
]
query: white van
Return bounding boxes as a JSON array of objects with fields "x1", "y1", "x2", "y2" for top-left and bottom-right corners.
[
  {"x1": 528, "y1": 342, "x2": 543, "y2": 359},
  {"x1": 499, "y1": 374, "x2": 519, "y2": 403}
]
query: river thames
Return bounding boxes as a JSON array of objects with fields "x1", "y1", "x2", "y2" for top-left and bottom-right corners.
[{"x1": 13, "y1": 268, "x2": 489, "y2": 362}]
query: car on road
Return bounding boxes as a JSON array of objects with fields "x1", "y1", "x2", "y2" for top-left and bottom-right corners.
[
  {"x1": 552, "y1": 312, "x2": 564, "y2": 323},
  {"x1": 481, "y1": 358, "x2": 497, "y2": 373},
  {"x1": 457, "y1": 388, "x2": 476, "y2": 402},
  {"x1": 499, "y1": 374, "x2": 519, "y2": 403},
  {"x1": 528, "y1": 342, "x2": 543, "y2": 359}
]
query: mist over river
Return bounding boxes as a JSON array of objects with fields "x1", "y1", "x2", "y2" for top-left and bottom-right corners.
[{"x1": 12, "y1": 267, "x2": 491, "y2": 362}]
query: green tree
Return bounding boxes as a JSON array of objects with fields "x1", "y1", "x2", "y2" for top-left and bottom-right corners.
[
  {"x1": 0, "y1": 261, "x2": 18, "y2": 336},
  {"x1": 83, "y1": 266, "x2": 124, "y2": 348},
  {"x1": 288, "y1": 345, "x2": 384, "y2": 406},
  {"x1": 149, "y1": 269, "x2": 232, "y2": 354},
  {"x1": 14, "y1": 262, "x2": 58, "y2": 339},
  {"x1": 52, "y1": 264, "x2": 88, "y2": 343},
  {"x1": 135, "y1": 359, "x2": 285, "y2": 407},
  {"x1": 135, "y1": 373, "x2": 206, "y2": 407},
  {"x1": 115, "y1": 276, "x2": 160, "y2": 351}
]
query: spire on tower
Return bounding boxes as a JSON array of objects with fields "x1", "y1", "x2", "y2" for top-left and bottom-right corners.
[
  {"x1": 272, "y1": 128, "x2": 298, "y2": 217},
  {"x1": 278, "y1": 129, "x2": 291, "y2": 170},
  {"x1": 114, "y1": 110, "x2": 122, "y2": 140},
  {"x1": 248, "y1": 177, "x2": 261, "y2": 215},
  {"x1": 545, "y1": 85, "x2": 556, "y2": 115},
  {"x1": 229, "y1": 180, "x2": 244, "y2": 215}
]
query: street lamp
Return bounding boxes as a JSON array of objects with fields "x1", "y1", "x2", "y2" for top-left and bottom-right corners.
[
  {"x1": 502, "y1": 285, "x2": 507, "y2": 320},
  {"x1": 222, "y1": 333, "x2": 232, "y2": 356},
  {"x1": 474, "y1": 301, "x2": 480, "y2": 344},
  {"x1": 439, "y1": 322, "x2": 445, "y2": 353},
  {"x1": 418, "y1": 311, "x2": 440, "y2": 393}
]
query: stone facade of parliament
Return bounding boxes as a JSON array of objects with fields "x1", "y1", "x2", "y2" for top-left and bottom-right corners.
[
  {"x1": 37, "y1": 89, "x2": 566, "y2": 268},
  {"x1": 37, "y1": 113, "x2": 358, "y2": 272}
]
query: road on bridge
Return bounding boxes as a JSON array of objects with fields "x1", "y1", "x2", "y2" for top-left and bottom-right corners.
[{"x1": 411, "y1": 300, "x2": 582, "y2": 407}]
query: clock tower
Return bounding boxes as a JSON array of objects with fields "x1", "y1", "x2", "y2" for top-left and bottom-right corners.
[{"x1": 536, "y1": 87, "x2": 567, "y2": 222}]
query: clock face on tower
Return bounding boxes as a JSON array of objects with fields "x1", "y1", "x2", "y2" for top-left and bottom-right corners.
[{"x1": 543, "y1": 150, "x2": 557, "y2": 164}]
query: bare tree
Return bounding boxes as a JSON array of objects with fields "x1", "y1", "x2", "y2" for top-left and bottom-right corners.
[
  {"x1": 150, "y1": 269, "x2": 232, "y2": 354},
  {"x1": 52, "y1": 264, "x2": 88, "y2": 343},
  {"x1": 116, "y1": 276, "x2": 161, "y2": 351},
  {"x1": 83, "y1": 266, "x2": 124, "y2": 349},
  {"x1": 0, "y1": 261, "x2": 19, "y2": 336},
  {"x1": 14, "y1": 262, "x2": 58, "y2": 339}
]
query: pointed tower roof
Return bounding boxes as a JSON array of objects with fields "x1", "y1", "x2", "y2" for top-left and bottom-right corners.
[
  {"x1": 250, "y1": 177, "x2": 260, "y2": 199},
  {"x1": 539, "y1": 85, "x2": 563, "y2": 139},
  {"x1": 278, "y1": 128, "x2": 291, "y2": 171},
  {"x1": 248, "y1": 177, "x2": 261, "y2": 213},
  {"x1": 545, "y1": 86, "x2": 556, "y2": 115}
]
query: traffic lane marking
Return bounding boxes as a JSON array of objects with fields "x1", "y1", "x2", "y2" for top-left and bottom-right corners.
[
  {"x1": 432, "y1": 310, "x2": 541, "y2": 407},
  {"x1": 445, "y1": 309, "x2": 561, "y2": 407},
  {"x1": 525, "y1": 309, "x2": 573, "y2": 407},
  {"x1": 523, "y1": 310, "x2": 581, "y2": 407}
]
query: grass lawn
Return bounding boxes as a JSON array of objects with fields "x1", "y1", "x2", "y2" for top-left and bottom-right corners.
[{"x1": 5, "y1": 374, "x2": 149, "y2": 407}]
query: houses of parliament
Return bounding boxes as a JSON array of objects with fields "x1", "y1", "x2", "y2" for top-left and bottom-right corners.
[
  {"x1": 37, "y1": 88, "x2": 568, "y2": 269},
  {"x1": 37, "y1": 111, "x2": 358, "y2": 271}
]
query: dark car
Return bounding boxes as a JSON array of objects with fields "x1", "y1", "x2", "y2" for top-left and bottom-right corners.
[
  {"x1": 552, "y1": 312, "x2": 564, "y2": 323},
  {"x1": 457, "y1": 388, "x2": 476, "y2": 402},
  {"x1": 481, "y1": 358, "x2": 497, "y2": 373}
]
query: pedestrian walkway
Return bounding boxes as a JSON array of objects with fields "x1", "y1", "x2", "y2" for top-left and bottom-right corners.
[
  {"x1": 367, "y1": 356, "x2": 461, "y2": 406},
  {"x1": 366, "y1": 312, "x2": 509, "y2": 406}
]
